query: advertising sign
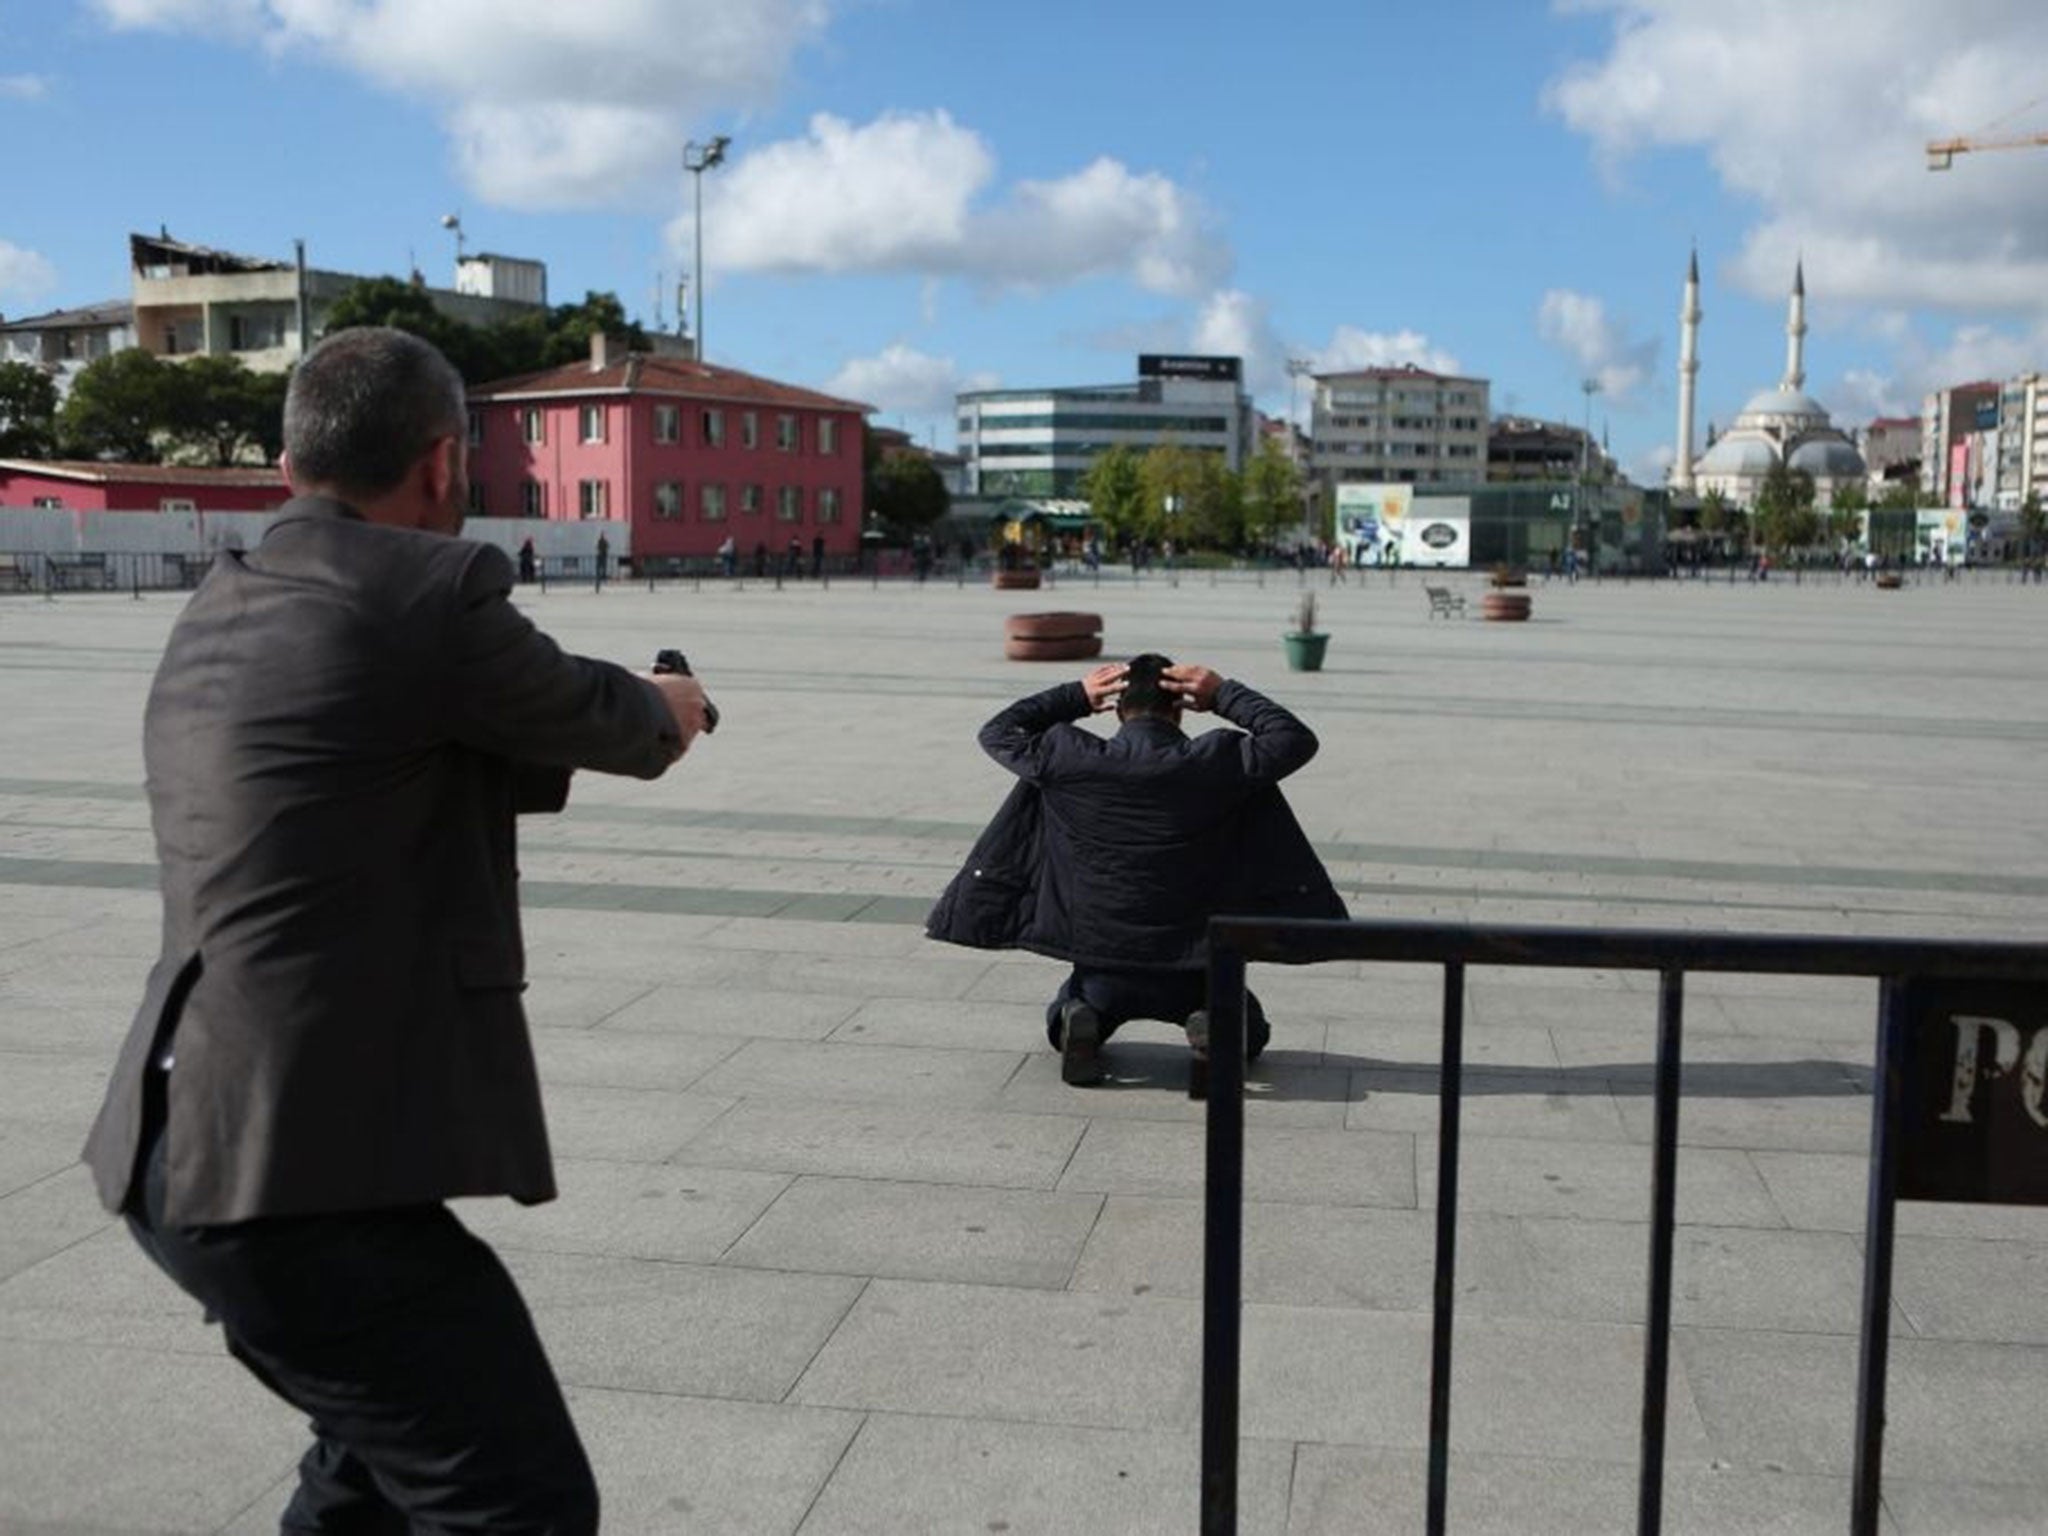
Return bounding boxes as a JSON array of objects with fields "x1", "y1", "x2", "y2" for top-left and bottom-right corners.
[
  {"x1": 1137, "y1": 354, "x2": 1241, "y2": 382},
  {"x1": 1399, "y1": 509, "x2": 1469, "y2": 568},
  {"x1": 1335, "y1": 483, "x2": 1411, "y2": 565},
  {"x1": 1895, "y1": 979, "x2": 2048, "y2": 1206}
]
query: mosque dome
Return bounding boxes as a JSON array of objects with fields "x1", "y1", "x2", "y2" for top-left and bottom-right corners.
[
  {"x1": 1735, "y1": 388, "x2": 1831, "y2": 425},
  {"x1": 1787, "y1": 437, "x2": 1867, "y2": 479},
  {"x1": 1696, "y1": 435, "x2": 1781, "y2": 476}
]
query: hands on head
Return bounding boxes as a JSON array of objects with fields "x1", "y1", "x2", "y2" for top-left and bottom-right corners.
[{"x1": 1080, "y1": 661, "x2": 1224, "y2": 714}]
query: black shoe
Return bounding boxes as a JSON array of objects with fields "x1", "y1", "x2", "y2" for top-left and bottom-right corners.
[{"x1": 1060, "y1": 1000, "x2": 1106, "y2": 1087}]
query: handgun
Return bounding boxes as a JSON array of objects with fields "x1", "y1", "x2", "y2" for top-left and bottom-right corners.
[{"x1": 651, "y1": 649, "x2": 720, "y2": 734}]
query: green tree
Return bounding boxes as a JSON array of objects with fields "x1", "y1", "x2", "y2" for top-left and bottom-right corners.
[
  {"x1": 161, "y1": 355, "x2": 288, "y2": 465},
  {"x1": 867, "y1": 451, "x2": 949, "y2": 536},
  {"x1": 2019, "y1": 491, "x2": 2045, "y2": 558},
  {"x1": 1828, "y1": 479, "x2": 1869, "y2": 548},
  {"x1": 324, "y1": 279, "x2": 654, "y2": 384},
  {"x1": 1878, "y1": 480, "x2": 1919, "y2": 512},
  {"x1": 1079, "y1": 444, "x2": 1145, "y2": 545},
  {"x1": 1697, "y1": 487, "x2": 1730, "y2": 534},
  {"x1": 321, "y1": 276, "x2": 494, "y2": 379},
  {"x1": 0, "y1": 360, "x2": 59, "y2": 457},
  {"x1": 1243, "y1": 435, "x2": 1302, "y2": 548},
  {"x1": 1752, "y1": 460, "x2": 1819, "y2": 554},
  {"x1": 59, "y1": 348, "x2": 172, "y2": 461},
  {"x1": 1137, "y1": 442, "x2": 1240, "y2": 550}
]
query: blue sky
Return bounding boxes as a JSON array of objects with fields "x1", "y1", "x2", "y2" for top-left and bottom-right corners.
[{"x1": 4, "y1": 1, "x2": 2046, "y2": 480}]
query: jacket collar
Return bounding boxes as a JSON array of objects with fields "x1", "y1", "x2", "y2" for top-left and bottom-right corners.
[
  {"x1": 1115, "y1": 714, "x2": 1187, "y2": 744},
  {"x1": 267, "y1": 494, "x2": 365, "y2": 533}
]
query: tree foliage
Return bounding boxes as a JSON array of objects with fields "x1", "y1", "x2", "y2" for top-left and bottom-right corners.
[
  {"x1": 321, "y1": 280, "x2": 649, "y2": 384},
  {"x1": 1079, "y1": 445, "x2": 1145, "y2": 544},
  {"x1": 161, "y1": 355, "x2": 288, "y2": 466},
  {"x1": 59, "y1": 348, "x2": 173, "y2": 461},
  {"x1": 1243, "y1": 435, "x2": 1302, "y2": 546},
  {"x1": 867, "y1": 451, "x2": 949, "y2": 536},
  {"x1": 2019, "y1": 491, "x2": 2045, "y2": 555},
  {"x1": 1137, "y1": 442, "x2": 1240, "y2": 549},
  {"x1": 0, "y1": 360, "x2": 59, "y2": 457},
  {"x1": 1751, "y1": 460, "x2": 1821, "y2": 553}
]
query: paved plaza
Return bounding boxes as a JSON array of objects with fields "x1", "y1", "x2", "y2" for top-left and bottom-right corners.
[{"x1": 1, "y1": 568, "x2": 2045, "y2": 1533}]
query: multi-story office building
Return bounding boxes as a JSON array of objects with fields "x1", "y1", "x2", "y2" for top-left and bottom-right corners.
[
  {"x1": 955, "y1": 355, "x2": 1252, "y2": 499},
  {"x1": 1994, "y1": 373, "x2": 2045, "y2": 511},
  {"x1": 1309, "y1": 364, "x2": 1490, "y2": 492}
]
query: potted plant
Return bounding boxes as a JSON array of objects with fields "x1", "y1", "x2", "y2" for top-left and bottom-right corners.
[{"x1": 1283, "y1": 590, "x2": 1329, "y2": 671}]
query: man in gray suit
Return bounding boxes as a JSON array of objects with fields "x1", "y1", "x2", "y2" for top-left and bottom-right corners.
[{"x1": 82, "y1": 327, "x2": 708, "y2": 1533}]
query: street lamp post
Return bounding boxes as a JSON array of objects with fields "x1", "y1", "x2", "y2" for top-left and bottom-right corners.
[
  {"x1": 1286, "y1": 357, "x2": 1315, "y2": 550},
  {"x1": 1578, "y1": 377, "x2": 1602, "y2": 572},
  {"x1": 683, "y1": 136, "x2": 730, "y2": 358}
]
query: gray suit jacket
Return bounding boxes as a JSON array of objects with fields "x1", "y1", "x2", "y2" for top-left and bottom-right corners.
[{"x1": 83, "y1": 496, "x2": 678, "y2": 1224}]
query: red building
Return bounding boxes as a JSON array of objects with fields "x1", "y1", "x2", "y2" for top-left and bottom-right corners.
[
  {"x1": 468, "y1": 338, "x2": 871, "y2": 562},
  {"x1": 0, "y1": 458, "x2": 286, "y2": 512}
]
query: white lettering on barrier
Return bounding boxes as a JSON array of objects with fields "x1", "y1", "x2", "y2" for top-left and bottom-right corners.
[{"x1": 1939, "y1": 1015, "x2": 2040, "y2": 1126}]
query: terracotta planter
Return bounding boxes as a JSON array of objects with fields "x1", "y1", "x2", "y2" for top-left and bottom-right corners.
[
  {"x1": 1481, "y1": 591, "x2": 1532, "y2": 622},
  {"x1": 992, "y1": 567, "x2": 1042, "y2": 590},
  {"x1": 1004, "y1": 611, "x2": 1103, "y2": 641},
  {"x1": 1875, "y1": 572, "x2": 1903, "y2": 590},
  {"x1": 1005, "y1": 633, "x2": 1103, "y2": 662}
]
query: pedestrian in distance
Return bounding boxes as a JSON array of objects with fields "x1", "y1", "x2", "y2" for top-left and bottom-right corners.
[
  {"x1": 928, "y1": 653, "x2": 1344, "y2": 1094},
  {"x1": 81, "y1": 326, "x2": 711, "y2": 1535}
]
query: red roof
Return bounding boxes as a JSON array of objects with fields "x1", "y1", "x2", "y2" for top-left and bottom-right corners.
[
  {"x1": 0, "y1": 458, "x2": 286, "y2": 488},
  {"x1": 471, "y1": 354, "x2": 872, "y2": 415}
]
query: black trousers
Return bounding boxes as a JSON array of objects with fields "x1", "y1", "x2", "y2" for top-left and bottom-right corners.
[
  {"x1": 123, "y1": 1097, "x2": 596, "y2": 1534},
  {"x1": 1045, "y1": 966, "x2": 1269, "y2": 1057}
]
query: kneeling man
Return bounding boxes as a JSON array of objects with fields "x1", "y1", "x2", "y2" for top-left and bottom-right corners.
[{"x1": 928, "y1": 653, "x2": 1344, "y2": 1089}]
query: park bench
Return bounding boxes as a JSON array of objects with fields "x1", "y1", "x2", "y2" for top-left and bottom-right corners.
[{"x1": 1425, "y1": 584, "x2": 1465, "y2": 619}]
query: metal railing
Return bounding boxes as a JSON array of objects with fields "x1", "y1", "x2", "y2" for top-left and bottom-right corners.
[{"x1": 1199, "y1": 918, "x2": 2048, "y2": 1536}]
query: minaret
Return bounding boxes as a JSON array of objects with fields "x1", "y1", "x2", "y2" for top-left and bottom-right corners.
[
  {"x1": 1671, "y1": 248, "x2": 1701, "y2": 492},
  {"x1": 1782, "y1": 259, "x2": 1807, "y2": 391}
]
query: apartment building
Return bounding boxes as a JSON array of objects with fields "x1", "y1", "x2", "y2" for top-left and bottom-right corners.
[
  {"x1": 1310, "y1": 364, "x2": 1490, "y2": 493},
  {"x1": 1920, "y1": 381, "x2": 1999, "y2": 507},
  {"x1": 0, "y1": 301, "x2": 135, "y2": 399}
]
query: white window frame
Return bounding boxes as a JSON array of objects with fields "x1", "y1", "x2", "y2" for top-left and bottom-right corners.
[
  {"x1": 521, "y1": 479, "x2": 546, "y2": 518},
  {"x1": 654, "y1": 481, "x2": 683, "y2": 520},
  {"x1": 703, "y1": 408, "x2": 725, "y2": 448},
  {"x1": 817, "y1": 487, "x2": 841, "y2": 523},
  {"x1": 578, "y1": 479, "x2": 609, "y2": 519},
  {"x1": 777, "y1": 414, "x2": 798, "y2": 452},
  {"x1": 776, "y1": 485, "x2": 801, "y2": 521},
  {"x1": 818, "y1": 418, "x2": 838, "y2": 456},
  {"x1": 741, "y1": 483, "x2": 762, "y2": 516},
  {"x1": 701, "y1": 483, "x2": 727, "y2": 521},
  {"x1": 741, "y1": 411, "x2": 758, "y2": 449},
  {"x1": 521, "y1": 407, "x2": 545, "y2": 446},
  {"x1": 654, "y1": 404, "x2": 680, "y2": 444},
  {"x1": 579, "y1": 404, "x2": 606, "y2": 444}
]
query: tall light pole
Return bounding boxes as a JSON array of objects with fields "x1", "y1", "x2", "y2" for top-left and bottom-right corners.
[
  {"x1": 440, "y1": 213, "x2": 466, "y2": 273},
  {"x1": 1286, "y1": 357, "x2": 1315, "y2": 548},
  {"x1": 683, "y1": 136, "x2": 730, "y2": 358},
  {"x1": 1578, "y1": 377, "x2": 1602, "y2": 569}
]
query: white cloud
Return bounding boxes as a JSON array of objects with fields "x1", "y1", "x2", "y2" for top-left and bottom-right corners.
[
  {"x1": 1191, "y1": 289, "x2": 1284, "y2": 393},
  {"x1": 822, "y1": 344, "x2": 998, "y2": 417},
  {"x1": 0, "y1": 74, "x2": 50, "y2": 100},
  {"x1": 675, "y1": 113, "x2": 1226, "y2": 298},
  {"x1": 89, "y1": 0, "x2": 832, "y2": 208},
  {"x1": 1547, "y1": 1, "x2": 2048, "y2": 315},
  {"x1": 1631, "y1": 443, "x2": 1675, "y2": 484},
  {"x1": 1537, "y1": 288, "x2": 1658, "y2": 405},
  {"x1": 0, "y1": 239, "x2": 57, "y2": 303},
  {"x1": 1312, "y1": 326, "x2": 1461, "y2": 377}
]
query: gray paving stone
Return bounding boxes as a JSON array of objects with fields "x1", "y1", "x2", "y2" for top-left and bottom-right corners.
[
  {"x1": 0, "y1": 1048, "x2": 113, "y2": 1128},
  {"x1": 1882, "y1": 1479, "x2": 2045, "y2": 1534},
  {"x1": 1750, "y1": 1150, "x2": 2048, "y2": 1241},
  {"x1": 724, "y1": 1174, "x2": 1102, "y2": 1288},
  {"x1": 688, "y1": 1037, "x2": 1027, "y2": 1107},
  {"x1": 1348, "y1": 1065, "x2": 1630, "y2": 1141},
  {"x1": 0, "y1": 1338, "x2": 303, "y2": 1533},
  {"x1": 1058, "y1": 1117, "x2": 1417, "y2": 1208},
  {"x1": 530, "y1": 1023, "x2": 747, "y2": 1090},
  {"x1": 518, "y1": 972, "x2": 658, "y2": 1029},
  {"x1": 995, "y1": 1048, "x2": 1350, "y2": 1129},
  {"x1": 0, "y1": 1161, "x2": 113, "y2": 1283},
  {"x1": 1324, "y1": 1017, "x2": 1563, "y2": 1072},
  {"x1": 1890, "y1": 1235, "x2": 2048, "y2": 1344},
  {"x1": 1420, "y1": 1132, "x2": 1785, "y2": 1226},
  {"x1": 505, "y1": 1248, "x2": 864, "y2": 1401},
  {"x1": 677, "y1": 1099, "x2": 1085, "y2": 1188},
  {"x1": 1286, "y1": 1444, "x2": 1886, "y2": 1535},
  {"x1": 538, "y1": 1083, "x2": 738, "y2": 1162},
  {"x1": 790, "y1": 1277, "x2": 1202, "y2": 1430},
  {"x1": 0, "y1": 1119, "x2": 91, "y2": 1199},
  {"x1": 1611, "y1": 1084, "x2": 1875, "y2": 1153},
  {"x1": 703, "y1": 913, "x2": 930, "y2": 957},
  {"x1": 768, "y1": 951, "x2": 996, "y2": 1001},
  {"x1": 571, "y1": 1387, "x2": 863, "y2": 1536},
  {"x1": 1242, "y1": 1305, "x2": 1713, "y2": 1463},
  {"x1": 828, "y1": 993, "x2": 1049, "y2": 1051},
  {"x1": 796, "y1": 1414, "x2": 1295, "y2": 1535},
  {"x1": 0, "y1": 1223, "x2": 217, "y2": 1353},
  {"x1": 1675, "y1": 1327, "x2": 2048, "y2": 1483},
  {"x1": 600, "y1": 981, "x2": 866, "y2": 1039},
  {"x1": 458, "y1": 1159, "x2": 792, "y2": 1265}
]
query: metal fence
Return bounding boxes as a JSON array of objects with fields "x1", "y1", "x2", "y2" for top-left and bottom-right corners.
[{"x1": 1198, "y1": 917, "x2": 2048, "y2": 1536}]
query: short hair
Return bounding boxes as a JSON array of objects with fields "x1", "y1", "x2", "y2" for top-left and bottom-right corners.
[
  {"x1": 283, "y1": 327, "x2": 466, "y2": 502},
  {"x1": 1119, "y1": 652, "x2": 1178, "y2": 718}
]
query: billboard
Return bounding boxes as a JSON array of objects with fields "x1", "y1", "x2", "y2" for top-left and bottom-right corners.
[
  {"x1": 1137, "y1": 354, "x2": 1241, "y2": 382},
  {"x1": 1335, "y1": 482, "x2": 1411, "y2": 565},
  {"x1": 1400, "y1": 509, "x2": 1470, "y2": 568}
]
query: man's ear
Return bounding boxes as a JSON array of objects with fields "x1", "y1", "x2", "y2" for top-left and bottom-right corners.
[
  {"x1": 421, "y1": 436, "x2": 458, "y2": 506},
  {"x1": 279, "y1": 450, "x2": 301, "y2": 495}
]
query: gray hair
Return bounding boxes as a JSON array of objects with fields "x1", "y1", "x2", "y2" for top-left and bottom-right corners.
[{"x1": 283, "y1": 327, "x2": 466, "y2": 502}]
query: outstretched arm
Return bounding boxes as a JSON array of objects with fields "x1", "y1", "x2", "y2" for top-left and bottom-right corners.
[
  {"x1": 977, "y1": 667, "x2": 1118, "y2": 781},
  {"x1": 1166, "y1": 664, "x2": 1318, "y2": 784}
]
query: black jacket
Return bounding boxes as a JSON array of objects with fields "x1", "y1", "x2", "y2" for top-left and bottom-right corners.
[{"x1": 926, "y1": 680, "x2": 1346, "y2": 969}]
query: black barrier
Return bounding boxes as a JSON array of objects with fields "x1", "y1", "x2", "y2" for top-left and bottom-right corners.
[{"x1": 1199, "y1": 919, "x2": 2048, "y2": 1536}]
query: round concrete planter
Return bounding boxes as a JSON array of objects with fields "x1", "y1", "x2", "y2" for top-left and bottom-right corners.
[
  {"x1": 1481, "y1": 591, "x2": 1532, "y2": 622},
  {"x1": 1005, "y1": 611, "x2": 1103, "y2": 641},
  {"x1": 1005, "y1": 633, "x2": 1103, "y2": 662},
  {"x1": 992, "y1": 567, "x2": 1042, "y2": 591}
]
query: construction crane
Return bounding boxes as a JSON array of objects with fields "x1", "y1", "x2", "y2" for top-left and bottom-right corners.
[
  {"x1": 1927, "y1": 92, "x2": 2048, "y2": 169},
  {"x1": 1928, "y1": 129, "x2": 2048, "y2": 169}
]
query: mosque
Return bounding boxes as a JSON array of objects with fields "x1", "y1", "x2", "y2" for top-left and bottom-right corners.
[{"x1": 1668, "y1": 255, "x2": 1866, "y2": 505}]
